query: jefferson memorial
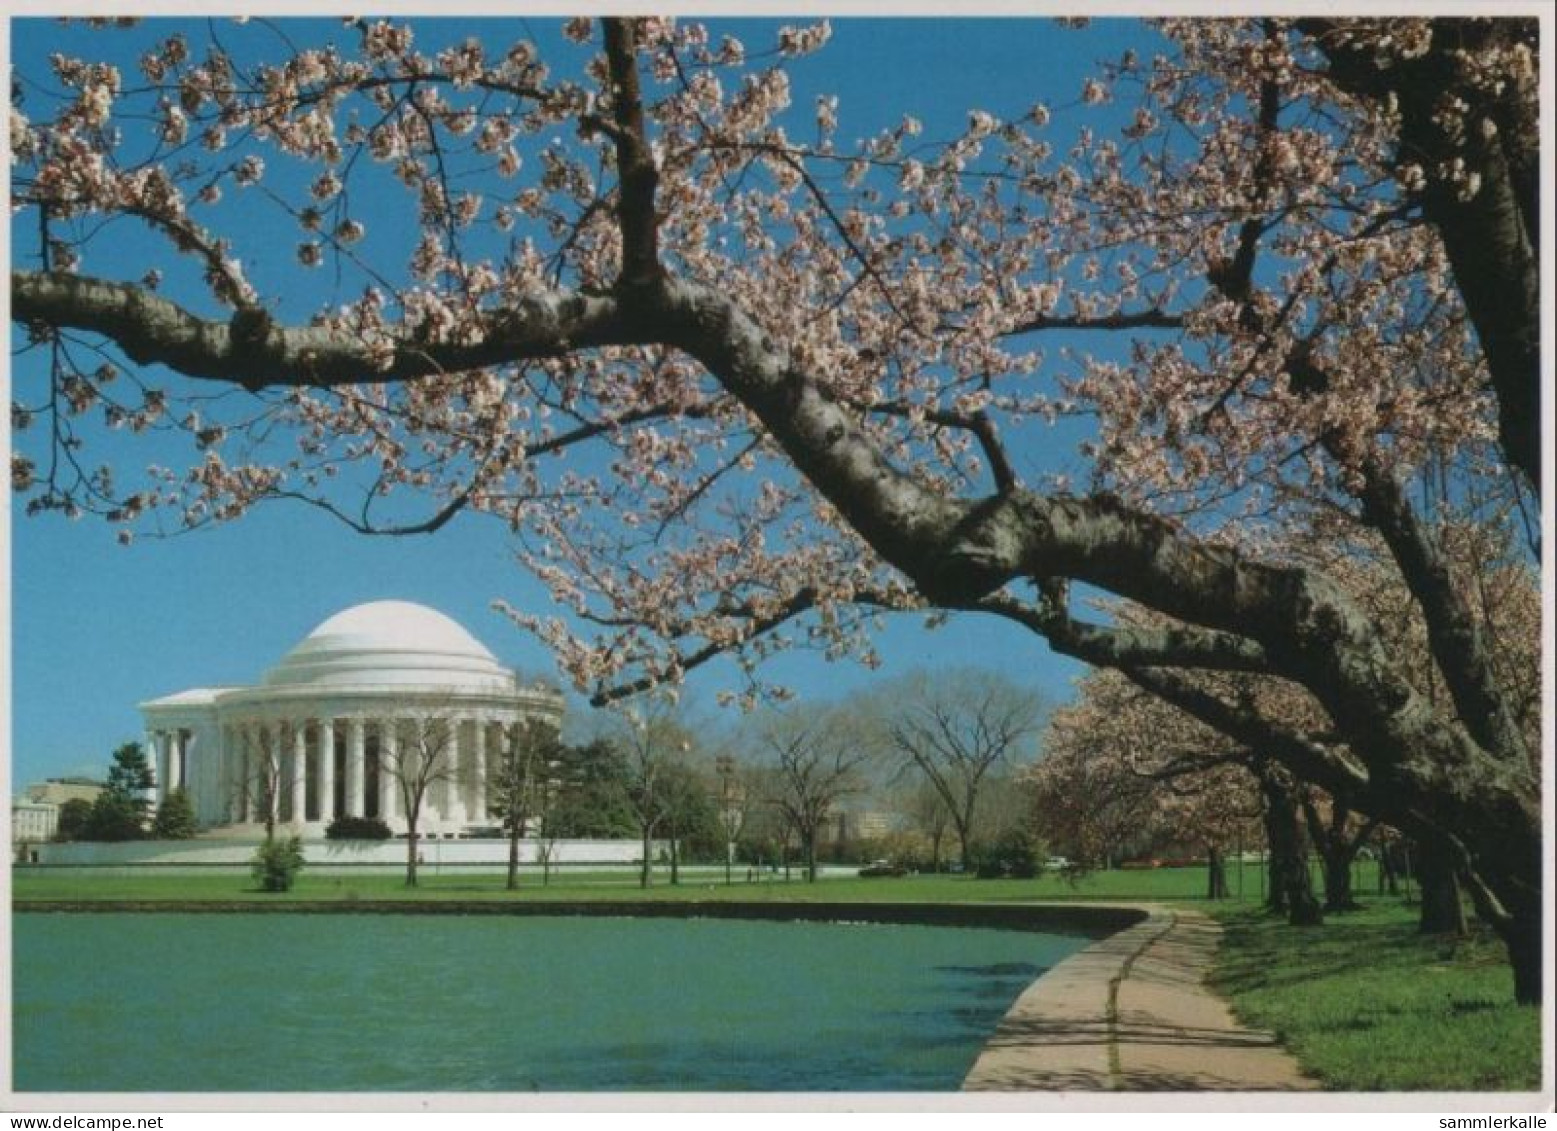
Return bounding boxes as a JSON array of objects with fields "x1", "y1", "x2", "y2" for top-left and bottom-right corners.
[{"x1": 139, "y1": 601, "x2": 564, "y2": 837}]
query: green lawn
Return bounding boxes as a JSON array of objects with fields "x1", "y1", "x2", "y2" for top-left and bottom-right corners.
[
  {"x1": 10, "y1": 863, "x2": 1232, "y2": 904},
  {"x1": 1208, "y1": 901, "x2": 1542, "y2": 1091}
]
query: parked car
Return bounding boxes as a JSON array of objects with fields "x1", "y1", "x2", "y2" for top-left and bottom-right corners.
[
  {"x1": 1043, "y1": 855, "x2": 1071, "y2": 871},
  {"x1": 858, "y1": 860, "x2": 907, "y2": 878}
]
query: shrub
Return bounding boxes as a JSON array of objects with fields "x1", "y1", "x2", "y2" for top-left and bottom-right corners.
[
  {"x1": 152, "y1": 788, "x2": 199, "y2": 839},
  {"x1": 251, "y1": 836, "x2": 305, "y2": 892},
  {"x1": 972, "y1": 828, "x2": 1041, "y2": 879},
  {"x1": 324, "y1": 815, "x2": 393, "y2": 841}
]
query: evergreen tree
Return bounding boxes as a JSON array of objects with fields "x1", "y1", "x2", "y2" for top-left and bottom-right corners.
[
  {"x1": 152, "y1": 787, "x2": 199, "y2": 839},
  {"x1": 85, "y1": 742, "x2": 157, "y2": 841},
  {"x1": 106, "y1": 742, "x2": 155, "y2": 821},
  {"x1": 549, "y1": 740, "x2": 637, "y2": 838},
  {"x1": 53, "y1": 798, "x2": 94, "y2": 842},
  {"x1": 85, "y1": 792, "x2": 146, "y2": 841},
  {"x1": 486, "y1": 718, "x2": 564, "y2": 890}
]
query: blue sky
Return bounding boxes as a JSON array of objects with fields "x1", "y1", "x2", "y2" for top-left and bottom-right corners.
[{"x1": 7, "y1": 16, "x2": 1154, "y2": 788}]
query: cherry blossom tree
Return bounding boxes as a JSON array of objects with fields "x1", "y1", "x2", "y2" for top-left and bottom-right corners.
[
  {"x1": 1297, "y1": 786, "x2": 1379, "y2": 914},
  {"x1": 8, "y1": 16, "x2": 1544, "y2": 999},
  {"x1": 1031, "y1": 668, "x2": 1263, "y2": 899}
]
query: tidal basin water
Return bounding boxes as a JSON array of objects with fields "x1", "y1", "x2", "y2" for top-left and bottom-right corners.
[{"x1": 13, "y1": 912, "x2": 1090, "y2": 1092}]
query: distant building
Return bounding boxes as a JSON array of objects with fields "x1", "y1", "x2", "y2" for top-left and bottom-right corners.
[
  {"x1": 830, "y1": 809, "x2": 903, "y2": 845},
  {"x1": 23, "y1": 779, "x2": 105, "y2": 806},
  {"x1": 12, "y1": 779, "x2": 105, "y2": 846},
  {"x1": 140, "y1": 601, "x2": 564, "y2": 837},
  {"x1": 12, "y1": 800, "x2": 59, "y2": 845}
]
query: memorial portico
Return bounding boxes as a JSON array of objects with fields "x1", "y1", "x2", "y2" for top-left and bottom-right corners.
[{"x1": 140, "y1": 601, "x2": 565, "y2": 837}]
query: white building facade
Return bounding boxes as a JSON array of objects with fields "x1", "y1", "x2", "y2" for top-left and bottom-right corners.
[
  {"x1": 140, "y1": 601, "x2": 564, "y2": 838},
  {"x1": 12, "y1": 801, "x2": 59, "y2": 845}
]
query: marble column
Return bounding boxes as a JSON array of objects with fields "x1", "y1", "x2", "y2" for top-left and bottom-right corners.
[
  {"x1": 377, "y1": 719, "x2": 397, "y2": 824},
  {"x1": 146, "y1": 731, "x2": 165, "y2": 802},
  {"x1": 291, "y1": 722, "x2": 308, "y2": 825},
  {"x1": 470, "y1": 717, "x2": 488, "y2": 824},
  {"x1": 317, "y1": 719, "x2": 336, "y2": 823},
  {"x1": 236, "y1": 727, "x2": 251, "y2": 823},
  {"x1": 167, "y1": 731, "x2": 184, "y2": 794},
  {"x1": 345, "y1": 717, "x2": 366, "y2": 818},
  {"x1": 217, "y1": 724, "x2": 230, "y2": 823},
  {"x1": 184, "y1": 730, "x2": 202, "y2": 821},
  {"x1": 220, "y1": 724, "x2": 235, "y2": 825},
  {"x1": 445, "y1": 720, "x2": 465, "y2": 828}
]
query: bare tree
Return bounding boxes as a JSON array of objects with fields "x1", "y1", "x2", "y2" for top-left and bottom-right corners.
[
  {"x1": 712, "y1": 751, "x2": 755, "y2": 885},
  {"x1": 900, "y1": 778, "x2": 954, "y2": 873},
  {"x1": 882, "y1": 670, "x2": 1046, "y2": 871},
  {"x1": 656, "y1": 760, "x2": 712, "y2": 885},
  {"x1": 232, "y1": 726, "x2": 284, "y2": 844},
  {"x1": 607, "y1": 697, "x2": 693, "y2": 889},
  {"x1": 758, "y1": 709, "x2": 873, "y2": 882},
  {"x1": 379, "y1": 712, "x2": 461, "y2": 887}
]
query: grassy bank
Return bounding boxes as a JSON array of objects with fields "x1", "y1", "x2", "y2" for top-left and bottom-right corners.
[
  {"x1": 11, "y1": 863, "x2": 1233, "y2": 904},
  {"x1": 1208, "y1": 901, "x2": 1542, "y2": 1091}
]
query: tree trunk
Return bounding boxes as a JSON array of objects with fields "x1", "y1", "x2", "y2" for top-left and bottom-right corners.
[
  {"x1": 1501, "y1": 912, "x2": 1543, "y2": 1006},
  {"x1": 405, "y1": 823, "x2": 419, "y2": 888},
  {"x1": 1416, "y1": 838, "x2": 1468, "y2": 936},
  {"x1": 1300, "y1": 795, "x2": 1366, "y2": 913},
  {"x1": 669, "y1": 825, "x2": 680, "y2": 885},
  {"x1": 805, "y1": 834, "x2": 817, "y2": 883},
  {"x1": 1260, "y1": 765, "x2": 1322, "y2": 926},
  {"x1": 1206, "y1": 844, "x2": 1229, "y2": 900},
  {"x1": 1260, "y1": 781, "x2": 1288, "y2": 915},
  {"x1": 1265, "y1": 852, "x2": 1286, "y2": 914},
  {"x1": 1321, "y1": 847, "x2": 1361, "y2": 912},
  {"x1": 506, "y1": 823, "x2": 521, "y2": 891},
  {"x1": 640, "y1": 823, "x2": 652, "y2": 889},
  {"x1": 1379, "y1": 843, "x2": 1399, "y2": 895}
]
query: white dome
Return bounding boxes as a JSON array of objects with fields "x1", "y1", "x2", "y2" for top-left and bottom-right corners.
[{"x1": 263, "y1": 600, "x2": 515, "y2": 691}]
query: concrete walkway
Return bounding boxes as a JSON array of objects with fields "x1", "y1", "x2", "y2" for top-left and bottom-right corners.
[{"x1": 963, "y1": 905, "x2": 1319, "y2": 1092}]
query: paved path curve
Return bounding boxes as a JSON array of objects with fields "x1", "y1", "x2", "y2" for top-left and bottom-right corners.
[{"x1": 964, "y1": 904, "x2": 1319, "y2": 1092}]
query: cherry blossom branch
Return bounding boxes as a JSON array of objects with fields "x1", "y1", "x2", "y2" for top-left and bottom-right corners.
[
  {"x1": 601, "y1": 18, "x2": 662, "y2": 287},
  {"x1": 1302, "y1": 18, "x2": 1540, "y2": 496},
  {"x1": 1352, "y1": 454, "x2": 1532, "y2": 767},
  {"x1": 868, "y1": 402, "x2": 1016, "y2": 493},
  {"x1": 975, "y1": 586, "x2": 1272, "y2": 674},
  {"x1": 1117, "y1": 665, "x2": 1370, "y2": 803},
  {"x1": 1001, "y1": 308, "x2": 1185, "y2": 337},
  {"x1": 771, "y1": 150, "x2": 923, "y2": 336},
  {"x1": 1133, "y1": 750, "x2": 1253, "y2": 783},
  {"x1": 11, "y1": 269, "x2": 633, "y2": 388},
  {"x1": 1283, "y1": 340, "x2": 1532, "y2": 768},
  {"x1": 587, "y1": 584, "x2": 823, "y2": 705},
  {"x1": 279, "y1": 394, "x2": 708, "y2": 536}
]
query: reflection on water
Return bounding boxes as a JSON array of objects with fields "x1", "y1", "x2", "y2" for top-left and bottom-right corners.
[{"x1": 13, "y1": 912, "x2": 1089, "y2": 1092}]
